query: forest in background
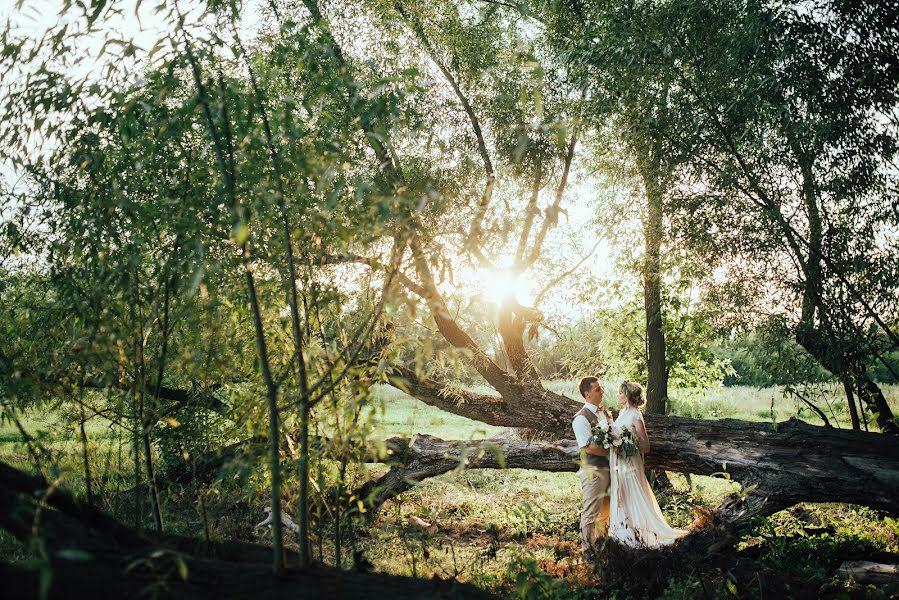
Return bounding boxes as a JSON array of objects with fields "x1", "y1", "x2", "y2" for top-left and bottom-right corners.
[{"x1": 1, "y1": 0, "x2": 898, "y2": 598}]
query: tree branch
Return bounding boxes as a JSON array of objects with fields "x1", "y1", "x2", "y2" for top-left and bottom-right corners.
[
  {"x1": 534, "y1": 236, "x2": 604, "y2": 307},
  {"x1": 514, "y1": 158, "x2": 544, "y2": 267},
  {"x1": 390, "y1": 1, "x2": 497, "y2": 257},
  {"x1": 408, "y1": 234, "x2": 513, "y2": 391},
  {"x1": 355, "y1": 434, "x2": 579, "y2": 511},
  {"x1": 316, "y1": 252, "x2": 428, "y2": 298},
  {"x1": 523, "y1": 131, "x2": 578, "y2": 269}
]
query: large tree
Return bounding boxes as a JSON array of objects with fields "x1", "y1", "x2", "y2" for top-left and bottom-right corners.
[
  {"x1": 2, "y1": 0, "x2": 899, "y2": 578},
  {"x1": 547, "y1": 0, "x2": 899, "y2": 432}
]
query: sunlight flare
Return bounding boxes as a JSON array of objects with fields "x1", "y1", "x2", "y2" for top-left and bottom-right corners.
[{"x1": 477, "y1": 269, "x2": 537, "y2": 305}]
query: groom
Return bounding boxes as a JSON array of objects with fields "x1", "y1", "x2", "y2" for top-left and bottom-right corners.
[{"x1": 572, "y1": 376, "x2": 612, "y2": 556}]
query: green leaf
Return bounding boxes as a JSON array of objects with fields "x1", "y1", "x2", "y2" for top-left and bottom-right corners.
[
  {"x1": 176, "y1": 557, "x2": 189, "y2": 581},
  {"x1": 725, "y1": 575, "x2": 738, "y2": 596},
  {"x1": 88, "y1": 0, "x2": 107, "y2": 27},
  {"x1": 485, "y1": 443, "x2": 507, "y2": 469},
  {"x1": 56, "y1": 548, "x2": 92, "y2": 561},
  {"x1": 231, "y1": 221, "x2": 250, "y2": 246}
]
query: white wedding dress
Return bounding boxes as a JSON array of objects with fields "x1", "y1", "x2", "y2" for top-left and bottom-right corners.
[{"x1": 608, "y1": 406, "x2": 688, "y2": 548}]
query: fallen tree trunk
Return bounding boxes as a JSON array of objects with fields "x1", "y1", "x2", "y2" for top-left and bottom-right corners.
[
  {"x1": 353, "y1": 421, "x2": 899, "y2": 521},
  {"x1": 356, "y1": 435, "x2": 580, "y2": 509},
  {"x1": 836, "y1": 561, "x2": 899, "y2": 585},
  {"x1": 60, "y1": 368, "x2": 899, "y2": 523},
  {"x1": 642, "y1": 415, "x2": 899, "y2": 516},
  {"x1": 346, "y1": 422, "x2": 899, "y2": 562},
  {"x1": 386, "y1": 369, "x2": 899, "y2": 515},
  {"x1": 150, "y1": 415, "x2": 899, "y2": 522}
]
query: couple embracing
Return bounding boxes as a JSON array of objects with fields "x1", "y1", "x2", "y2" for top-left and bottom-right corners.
[{"x1": 572, "y1": 377, "x2": 688, "y2": 554}]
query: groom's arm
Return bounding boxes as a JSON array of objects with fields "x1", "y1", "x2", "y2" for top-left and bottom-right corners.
[
  {"x1": 583, "y1": 444, "x2": 608, "y2": 457},
  {"x1": 572, "y1": 415, "x2": 609, "y2": 456}
]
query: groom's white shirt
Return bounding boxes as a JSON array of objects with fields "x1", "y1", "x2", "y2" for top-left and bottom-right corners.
[{"x1": 572, "y1": 403, "x2": 608, "y2": 449}]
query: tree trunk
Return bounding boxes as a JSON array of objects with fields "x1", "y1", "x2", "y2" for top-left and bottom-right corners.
[
  {"x1": 792, "y1": 147, "x2": 897, "y2": 434},
  {"x1": 77, "y1": 402, "x2": 94, "y2": 506},
  {"x1": 796, "y1": 327, "x2": 898, "y2": 435},
  {"x1": 131, "y1": 387, "x2": 142, "y2": 531},
  {"x1": 836, "y1": 561, "x2": 899, "y2": 585},
  {"x1": 355, "y1": 435, "x2": 581, "y2": 510},
  {"x1": 352, "y1": 421, "x2": 899, "y2": 519},
  {"x1": 298, "y1": 401, "x2": 311, "y2": 569},
  {"x1": 856, "y1": 373, "x2": 897, "y2": 434},
  {"x1": 385, "y1": 362, "x2": 899, "y2": 518},
  {"x1": 639, "y1": 155, "x2": 668, "y2": 417},
  {"x1": 843, "y1": 376, "x2": 861, "y2": 430}
]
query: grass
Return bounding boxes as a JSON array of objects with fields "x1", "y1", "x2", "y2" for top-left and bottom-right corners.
[
  {"x1": 369, "y1": 385, "x2": 506, "y2": 440},
  {"x1": 3, "y1": 381, "x2": 898, "y2": 597}
]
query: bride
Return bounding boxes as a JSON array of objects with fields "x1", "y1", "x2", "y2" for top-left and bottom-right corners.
[{"x1": 608, "y1": 381, "x2": 688, "y2": 548}]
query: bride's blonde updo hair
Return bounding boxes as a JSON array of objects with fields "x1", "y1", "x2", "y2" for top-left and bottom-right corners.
[{"x1": 619, "y1": 380, "x2": 645, "y2": 407}]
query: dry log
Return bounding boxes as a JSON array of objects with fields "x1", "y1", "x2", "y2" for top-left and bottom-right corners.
[
  {"x1": 836, "y1": 561, "x2": 899, "y2": 585},
  {"x1": 387, "y1": 369, "x2": 899, "y2": 517},
  {"x1": 344, "y1": 423, "x2": 899, "y2": 563},
  {"x1": 642, "y1": 415, "x2": 899, "y2": 516},
  {"x1": 352, "y1": 423, "x2": 899, "y2": 524},
  {"x1": 356, "y1": 434, "x2": 580, "y2": 509}
]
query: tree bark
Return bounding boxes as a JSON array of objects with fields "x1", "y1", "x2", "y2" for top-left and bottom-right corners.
[
  {"x1": 796, "y1": 326, "x2": 898, "y2": 435},
  {"x1": 791, "y1": 147, "x2": 897, "y2": 434},
  {"x1": 124, "y1": 367, "x2": 899, "y2": 528},
  {"x1": 356, "y1": 435, "x2": 581, "y2": 510},
  {"x1": 77, "y1": 401, "x2": 94, "y2": 506},
  {"x1": 836, "y1": 561, "x2": 899, "y2": 585},
  {"x1": 351, "y1": 421, "x2": 899, "y2": 519},
  {"x1": 383, "y1": 362, "x2": 899, "y2": 518},
  {"x1": 639, "y1": 157, "x2": 669, "y2": 417},
  {"x1": 843, "y1": 376, "x2": 861, "y2": 430}
]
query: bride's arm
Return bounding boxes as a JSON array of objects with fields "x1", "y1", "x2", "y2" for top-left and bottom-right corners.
[{"x1": 632, "y1": 415, "x2": 651, "y2": 454}]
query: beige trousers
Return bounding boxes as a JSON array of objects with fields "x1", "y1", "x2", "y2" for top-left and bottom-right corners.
[{"x1": 579, "y1": 466, "x2": 611, "y2": 553}]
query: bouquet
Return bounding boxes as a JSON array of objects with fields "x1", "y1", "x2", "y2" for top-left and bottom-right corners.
[
  {"x1": 591, "y1": 419, "x2": 613, "y2": 450},
  {"x1": 614, "y1": 426, "x2": 640, "y2": 458},
  {"x1": 591, "y1": 422, "x2": 640, "y2": 458}
]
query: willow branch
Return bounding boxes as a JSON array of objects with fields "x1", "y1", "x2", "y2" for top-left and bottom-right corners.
[
  {"x1": 391, "y1": 1, "x2": 497, "y2": 255},
  {"x1": 534, "y1": 235, "x2": 604, "y2": 307},
  {"x1": 317, "y1": 252, "x2": 427, "y2": 298},
  {"x1": 523, "y1": 130, "x2": 578, "y2": 269},
  {"x1": 514, "y1": 159, "x2": 543, "y2": 267}
]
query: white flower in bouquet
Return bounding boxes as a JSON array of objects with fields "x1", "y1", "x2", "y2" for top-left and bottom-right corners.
[
  {"x1": 592, "y1": 424, "x2": 610, "y2": 448},
  {"x1": 615, "y1": 427, "x2": 640, "y2": 458}
]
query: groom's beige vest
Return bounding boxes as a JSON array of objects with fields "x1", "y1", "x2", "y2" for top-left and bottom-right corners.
[{"x1": 575, "y1": 406, "x2": 610, "y2": 470}]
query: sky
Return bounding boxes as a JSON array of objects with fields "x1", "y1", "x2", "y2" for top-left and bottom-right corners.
[
  {"x1": 0, "y1": 0, "x2": 620, "y2": 321},
  {"x1": 0, "y1": 0, "x2": 174, "y2": 182}
]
